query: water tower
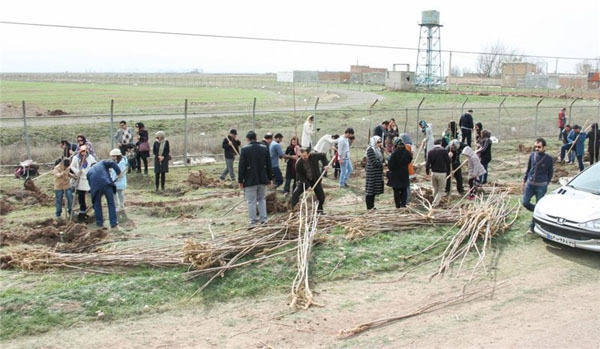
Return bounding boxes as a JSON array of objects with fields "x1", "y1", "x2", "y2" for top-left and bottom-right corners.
[{"x1": 416, "y1": 10, "x2": 443, "y2": 88}]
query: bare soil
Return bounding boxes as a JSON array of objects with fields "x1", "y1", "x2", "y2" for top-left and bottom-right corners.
[
  {"x1": 0, "y1": 218, "x2": 107, "y2": 253},
  {"x1": 0, "y1": 102, "x2": 68, "y2": 118},
  {"x1": 5, "y1": 240, "x2": 599, "y2": 348}
]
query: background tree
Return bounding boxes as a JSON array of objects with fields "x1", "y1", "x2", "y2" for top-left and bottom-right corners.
[{"x1": 477, "y1": 42, "x2": 523, "y2": 77}]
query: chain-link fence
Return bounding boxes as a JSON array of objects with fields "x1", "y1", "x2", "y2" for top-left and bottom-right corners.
[{"x1": 2, "y1": 96, "x2": 599, "y2": 172}]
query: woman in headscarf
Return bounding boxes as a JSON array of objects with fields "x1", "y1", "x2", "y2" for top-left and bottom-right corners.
[
  {"x1": 301, "y1": 115, "x2": 317, "y2": 149},
  {"x1": 474, "y1": 122, "x2": 483, "y2": 147},
  {"x1": 74, "y1": 135, "x2": 96, "y2": 158},
  {"x1": 387, "y1": 137, "x2": 413, "y2": 208},
  {"x1": 386, "y1": 118, "x2": 399, "y2": 154},
  {"x1": 478, "y1": 130, "x2": 492, "y2": 184},
  {"x1": 419, "y1": 120, "x2": 434, "y2": 162},
  {"x1": 153, "y1": 131, "x2": 170, "y2": 191},
  {"x1": 462, "y1": 145, "x2": 486, "y2": 200},
  {"x1": 135, "y1": 122, "x2": 150, "y2": 175},
  {"x1": 399, "y1": 133, "x2": 415, "y2": 204},
  {"x1": 443, "y1": 120, "x2": 459, "y2": 146},
  {"x1": 365, "y1": 135, "x2": 385, "y2": 210}
]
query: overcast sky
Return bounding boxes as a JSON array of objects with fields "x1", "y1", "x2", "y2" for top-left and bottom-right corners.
[{"x1": 1, "y1": 0, "x2": 598, "y2": 74}]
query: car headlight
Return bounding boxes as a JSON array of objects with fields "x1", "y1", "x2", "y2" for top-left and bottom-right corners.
[{"x1": 579, "y1": 219, "x2": 600, "y2": 232}]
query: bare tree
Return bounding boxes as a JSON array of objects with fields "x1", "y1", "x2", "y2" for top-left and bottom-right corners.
[{"x1": 477, "y1": 42, "x2": 523, "y2": 77}]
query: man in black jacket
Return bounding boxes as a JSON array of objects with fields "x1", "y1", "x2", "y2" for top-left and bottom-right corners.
[
  {"x1": 238, "y1": 131, "x2": 273, "y2": 226},
  {"x1": 220, "y1": 129, "x2": 241, "y2": 181},
  {"x1": 459, "y1": 110, "x2": 474, "y2": 147},
  {"x1": 426, "y1": 139, "x2": 451, "y2": 207},
  {"x1": 445, "y1": 140, "x2": 465, "y2": 195},
  {"x1": 290, "y1": 148, "x2": 328, "y2": 213},
  {"x1": 373, "y1": 120, "x2": 389, "y2": 140}
]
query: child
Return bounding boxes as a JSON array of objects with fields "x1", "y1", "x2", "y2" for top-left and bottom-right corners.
[
  {"x1": 109, "y1": 148, "x2": 128, "y2": 211},
  {"x1": 53, "y1": 158, "x2": 74, "y2": 218}
]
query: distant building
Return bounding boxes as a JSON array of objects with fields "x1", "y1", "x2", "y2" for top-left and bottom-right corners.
[
  {"x1": 276, "y1": 65, "x2": 388, "y2": 85},
  {"x1": 501, "y1": 62, "x2": 537, "y2": 87},
  {"x1": 350, "y1": 65, "x2": 387, "y2": 74}
]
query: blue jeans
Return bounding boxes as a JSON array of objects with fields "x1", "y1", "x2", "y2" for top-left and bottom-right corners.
[
  {"x1": 220, "y1": 158, "x2": 235, "y2": 180},
  {"x1": 272, "y1": 167, "x2": 284, "y2": 188},
  {"x1": 55, "y1": 188, "x2": 73, "y2": 217},
  {"x1": 479, "y1": 160, "x2": 489, "y2": 184},
  {"x1": 339, "y1": 159, "x2": 353, "y2": 187},
  {"x1": 575, "y1": 155, "x2": 584, "y2": 171},
  {"x1": 560, "y1": 144, "x2": 576, "y2": 163},
  {"x1": 522, "y1": 183, "x2": 547, "y2": 229},
  {"x1": 93, "y1": 185, "x2": 118, "y2": 227}
]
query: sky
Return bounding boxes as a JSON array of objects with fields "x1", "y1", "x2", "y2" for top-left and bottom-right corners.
[{"x1": 1, "y1": 0, "x2": 599, "y2": 74}]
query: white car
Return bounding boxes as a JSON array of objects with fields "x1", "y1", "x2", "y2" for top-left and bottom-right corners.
[{"x1": 533, "y1": 162, "x2": 600, "y2": 252}]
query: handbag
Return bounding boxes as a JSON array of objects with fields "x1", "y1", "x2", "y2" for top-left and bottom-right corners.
[{"x1": 139, "y1": 141, "x2": 150, "y2": 152}]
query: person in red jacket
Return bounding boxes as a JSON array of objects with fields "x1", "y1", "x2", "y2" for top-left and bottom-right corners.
[{"x1": 558, "y1": 107, "x2": 566, "y2": 140}]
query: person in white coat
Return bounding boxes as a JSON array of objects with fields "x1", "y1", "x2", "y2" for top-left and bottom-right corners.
[
  {"x1": 419, "y1": 120, "x2": 435, "y2": 162},
  {"x1": 70, "y1": 145, "x2": 97, "y2": 216},
  {"x1": 462, "y1": 146, "x2": 486, "y2": 200},
  {"x1": 301, "y1": 115, "x2": 318, "y2": 149},
  {"x1": 313, "y1": 134, "x2": 339, "y2": 155},
  {"x1": 109, "y1": 148, "x2": 128, "y2": 211}
]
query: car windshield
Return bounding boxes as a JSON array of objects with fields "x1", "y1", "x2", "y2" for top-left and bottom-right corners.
[{"x1": 568, "y1": 164, "x2": 600, "y2": 194}]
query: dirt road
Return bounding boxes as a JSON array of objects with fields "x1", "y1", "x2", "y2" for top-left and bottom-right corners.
[
  {"x1": 0, "y1": 89, "x2": 384, "y2": 128},
  {"x1": 5, "y1": 237, "x2": 599, "y2": 348}
]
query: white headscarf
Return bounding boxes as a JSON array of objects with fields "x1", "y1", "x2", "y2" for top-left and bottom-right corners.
[{"x1": 367, "y1": 135, "x2": 383, "y2": 162}]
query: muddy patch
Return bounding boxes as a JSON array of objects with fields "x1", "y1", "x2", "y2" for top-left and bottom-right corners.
[
  {"x1": 518, "y1": 144, "x2": 533, "y2": 153},
  {"x1": 552, "y1": 167, "x2": 570, "y2": 184},
  {"x1": 266, "y1": 192, "x2": 288, "y2": 213}
]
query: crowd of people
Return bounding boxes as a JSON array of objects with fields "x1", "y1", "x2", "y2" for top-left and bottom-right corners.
[
  {"x1": 52, "y1": 121, "x2": 170, "y2": 228},
  {"x1": 49, "y1": 107, "x2": 599, "y2": 230}
]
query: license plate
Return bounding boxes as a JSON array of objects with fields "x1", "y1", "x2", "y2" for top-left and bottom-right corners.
[{"x1": 546, "y1": 232, "x2": 576, "y2": 248}]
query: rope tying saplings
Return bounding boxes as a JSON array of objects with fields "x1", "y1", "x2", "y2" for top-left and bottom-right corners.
[{"x1": 290, "y1": 191, "x2": 322, "y2": 309}]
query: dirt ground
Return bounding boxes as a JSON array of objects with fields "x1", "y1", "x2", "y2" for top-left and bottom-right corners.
[{"x1": 5, "y1": 239, "x2": 599, "y2": 349}]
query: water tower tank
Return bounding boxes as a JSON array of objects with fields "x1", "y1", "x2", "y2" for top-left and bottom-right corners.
[{"x1": 421, "y1": 10, "x2": 440, "y2": 25}]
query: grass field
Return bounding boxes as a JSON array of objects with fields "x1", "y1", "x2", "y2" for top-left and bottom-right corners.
[{"x1": 0, "y1": 134, "x2": 586, "y2": 340}]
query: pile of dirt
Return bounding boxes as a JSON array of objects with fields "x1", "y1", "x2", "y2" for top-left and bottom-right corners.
[
  {"x1": 186, "y1": 170, "x2": 218, "y2": 188},
  {"x1": 518, "y1": 144, "x2": 533, "y2": 153},
  {"x1": 48, "y1": 109, "x2": 68, "y2": 116},
  {"x1": 552, "y1": 168, "x2": 569, "y2": 184},
  {"x1": 2, "y1": 184, "x2": 52, "y2": 206},
  {"x1": 266, "y1": 192, "x2": 288, "y2": 213},
  {"x1": 0, "y1": 219, "x2": 107, "y2": 253}
]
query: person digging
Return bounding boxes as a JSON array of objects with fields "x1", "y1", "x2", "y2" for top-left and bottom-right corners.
[
  {"x1": 86, "y1": 159, "x2": 122, "y2": 228},
  {"x1": 289, "y1": 148, "x2": 329, "y2": 214}
]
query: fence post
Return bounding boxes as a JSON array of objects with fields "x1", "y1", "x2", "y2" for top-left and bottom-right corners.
[
  {"x1": 460, "y1": 97, "x2": 468, "y2": 116},
  {"x1": 498, "y1": 97, "x2": 506, "y2": 137},
  {"x1": 534, "y1": 97, "x2": 544, "y2": 137},
  {"x1": 110, "y1": 99, "x2": 115, "y2": 149},
  {"x1": 184, "y1": 99, "x2": 188, "y2": 166},
  {"x1": 404, "y1": 108, "x2": 408, "y2": 133},
  {"x1": 367, "y1": 99, "x2": 379, "y2": 143},
  {"x1": 569, "y1": 97, "x2": 581, "y2": 126},
  {"x1": 415, "y1": 97, "x2": 425, "y2": 144},
  {"x1": 313, "y1": 97, "x2": 320, "y2": 143},
  {"x1": 252, "y1": 97, "x2": 257, "y2": 131},
  {"x1": 22, "y1": 101, "x2": 32, "y2": 160}
]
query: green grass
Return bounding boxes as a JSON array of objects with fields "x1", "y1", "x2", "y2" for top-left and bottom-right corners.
[{"x1": 0, "y1": 80, "x2": 291, "y2": 115}]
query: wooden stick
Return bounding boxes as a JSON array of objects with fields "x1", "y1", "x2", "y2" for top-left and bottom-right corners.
[
  {"x1": 446, "y1": 159, "x2": 469, "y2": 180},
  {"x1": 412, "y1": 139, "x2": 426, "y2": 165}
]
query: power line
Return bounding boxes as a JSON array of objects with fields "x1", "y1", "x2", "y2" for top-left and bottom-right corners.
[{"x1": 1, "y1": 20, "x2": 598, "y2": 61}]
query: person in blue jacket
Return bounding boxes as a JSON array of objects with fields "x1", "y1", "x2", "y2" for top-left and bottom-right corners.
[
  {"x1": 560, "y1": 124, "x2": 587, "y2": 171},
  {"x1": 109, "y1": 148, "x2": 128, "y2": 211},
  {"x1": 87, "y1": 159, "x2": 121, "y2": 228}
]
